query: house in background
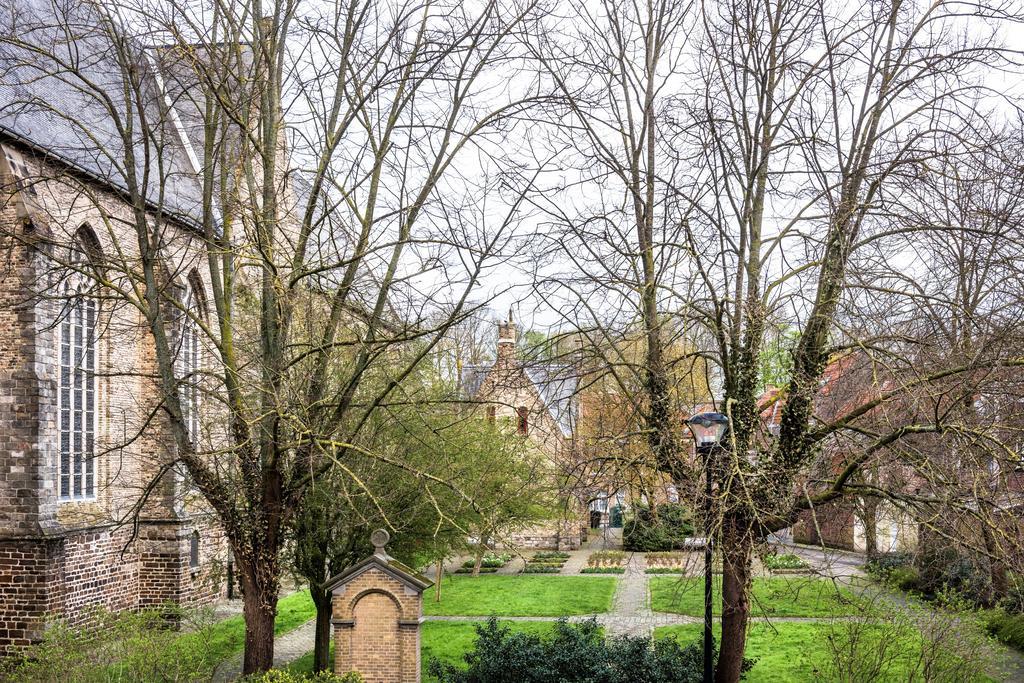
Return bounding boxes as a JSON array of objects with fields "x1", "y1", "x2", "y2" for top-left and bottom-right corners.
[{"x1": 461, "y1": 313, "x2": 591, "y2": 549}]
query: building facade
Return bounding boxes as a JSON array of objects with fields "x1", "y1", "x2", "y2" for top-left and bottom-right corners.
[{"x1": 0, "y1": 0, "x2": 232, "y2": 651}]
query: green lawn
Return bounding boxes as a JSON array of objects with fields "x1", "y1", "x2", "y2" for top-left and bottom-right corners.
[
  {"x1": 657, "y1": 623, "x2": 825, "y2": 682},
  {"x1": 650, "y1": 576, "x2": 861, "y2": 617},
  {"x1": 424, "y1": 575, "x2": 617, "y2": 616},
  {"x1": 655, "y1": 622, "x2": 992, "y2": 682},
  {"x1": 177, "y1": 590, "x2": 316, "y2": 664}
]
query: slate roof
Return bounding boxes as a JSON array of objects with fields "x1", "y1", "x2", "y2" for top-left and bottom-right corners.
[
  {"x1": 0, "y1": 0, "x2": 206, "y2": 226},
  {"x1": 462, "y1": 362, "x2": 580, "y2": 437}
]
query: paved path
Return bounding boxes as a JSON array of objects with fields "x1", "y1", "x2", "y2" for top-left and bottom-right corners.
[{"x1": 213, "y1": 619, "x2": 317, "y2": 682}]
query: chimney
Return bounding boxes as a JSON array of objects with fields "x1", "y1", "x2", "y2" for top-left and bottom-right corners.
[{"x1": 496, "y1": 307, "x2": 517, "y2": 362}]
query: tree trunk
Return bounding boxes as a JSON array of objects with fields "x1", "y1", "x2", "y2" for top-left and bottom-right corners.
[
  {"x1": 979, "y1": 502, "x2": 1008, "y2": 603},
  {"x1": 241, "y1": 578, "x2": 278, "y2": 674},
  {"x1": 434, "y1": 560, "x2": 444, "y2": 602},
  {"x1": 312, "y1": 585, "x2": 333, "y2": 672},
  {"x1": 716, "y1": 518, "x2": 752, "y2": 683},
  {"x1": 862, "y1": 499, "x2": 879, "y2": 558},
  {"x1": 473, "y1": 544, "x2": 485, "y2": 577}
]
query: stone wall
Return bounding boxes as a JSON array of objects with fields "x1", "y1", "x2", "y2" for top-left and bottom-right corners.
[
  {"x1": 792, "y1": 503, "x2": 855, "y2": 551},
  {"x1": 0, "y1": 145, "x2": 227, "y2": 652}
]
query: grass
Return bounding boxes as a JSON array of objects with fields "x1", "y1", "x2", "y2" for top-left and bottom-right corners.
[
  {"x1": 424, "y1": 575, "x2": 617, "y2": 616},
  {"x1": 176, "y1": 590, "x2": 316, "y2": 664},
  {"x1": 657, "y1": 622, "x2": 827, "y2": 681},
  {"x1": 656, "y1": 621, "x2": 993, "y2": 683},
  {"x1": 650, "y1": 576, "x2": 862, "y2": 617}
]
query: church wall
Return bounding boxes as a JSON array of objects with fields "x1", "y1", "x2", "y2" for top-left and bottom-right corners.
[{"x1": 0, "y1": 145, "x2": 226, "y2": 652}]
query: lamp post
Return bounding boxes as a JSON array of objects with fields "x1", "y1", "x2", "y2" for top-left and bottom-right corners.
[{"x1": 686, "y1": 411, "x2": 730, "y2": 683}]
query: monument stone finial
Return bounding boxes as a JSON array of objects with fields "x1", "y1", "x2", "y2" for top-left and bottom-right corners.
[{"x1": 371, "y1": 528, "x2": 391, "y2": 560}]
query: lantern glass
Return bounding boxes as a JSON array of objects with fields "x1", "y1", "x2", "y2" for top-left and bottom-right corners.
[{"x1": 686, "y1": 412, "x2": 729, "y2": 447}]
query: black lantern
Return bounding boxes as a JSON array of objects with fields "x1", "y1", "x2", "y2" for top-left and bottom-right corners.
[{"x1": 686, "y1": 412, "x2": 730, "y2": 448}]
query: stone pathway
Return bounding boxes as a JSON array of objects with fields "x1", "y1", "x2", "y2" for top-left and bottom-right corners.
[{"x1": 213, "y1": 619, "x2": 317, "y2": 682}]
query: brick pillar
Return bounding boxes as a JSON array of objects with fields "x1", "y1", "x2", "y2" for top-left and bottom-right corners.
[{"x1": 328, "y1": 530, "x2": 431, "y2": 683}]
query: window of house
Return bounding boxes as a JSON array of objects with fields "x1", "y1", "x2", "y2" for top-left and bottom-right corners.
[
  {"x1": 190, "y1": 530, "x2": 200, "y2": 568},
  {"x1": 486, "y1": 405, "x2": 496, "y2": 423},
  {"x1": 516, "y1": 406, "x2": 528, "y2": 435},
  {"x1": 58, "y1": 230, "x2": 101, "y2": 500},
  {"x1": 176, "y1": 273, "x2": 204, "y2": 445},
  {"x1": 3, "y1": 146, "x2": 37, "y2": 197}
]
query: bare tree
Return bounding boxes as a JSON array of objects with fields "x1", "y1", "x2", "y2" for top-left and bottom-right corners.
[
  {"x1": 526, "y1": 0, "x2": 1024, "y2": 678},
  {"x1": 1, "y1": 0, "x2": 544, "y2": 671}
]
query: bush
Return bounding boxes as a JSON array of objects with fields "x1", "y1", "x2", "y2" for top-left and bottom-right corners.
[
  {"x1": 0, "y1": 605, "x2": 221, "y2": 682},
  {"x1": 823, "y1": 595, "x2": 997, "y2": 682},
  {"x1": 983, "y1": 610, "x2": 1024, "y2": 651},
  {"x1": 623, "y1": 503, "x2": 694, "y2": 552},
  {"x1": 917, "y1": 547, "x2": 993, "y2": 606},
  {"x1": 1000, "y1": 575, "x2": 1024, "y2": 615},
  {"x1": 864, "y1": 551, "x2": 913, "y2": 576},
  {"x1": 522, "y1": 565, "x2": 561, "y2": 574},
  {"x1": 580, "y1": 567, "x2": 625, "y2": 574},
  {"x1": 887, "y1": 566, "x2": 920, "y2": 592},
  {"x1": 242, "y1": 672, "x2": 363, "y2": 683},
  {"x1": 427, "y1": 616, "x2": 752, "y2": 683}
]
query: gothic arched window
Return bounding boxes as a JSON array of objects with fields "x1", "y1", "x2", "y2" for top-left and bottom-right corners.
[
  {"x1": 175, "y1": 271, "x2": 205, "y2": 445},
  {"x1": 58, "y1": 228, "x2": 102, "y2": 500}
]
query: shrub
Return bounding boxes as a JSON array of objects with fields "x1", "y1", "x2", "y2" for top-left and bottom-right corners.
[
  {"x1": 887, "y1": 566, "x2": 920, "y2": 592},
  {"x1": 427, "y1": 616, "x2": 752, "y2": 683},
  {"x1": 822, "y1": 595, "x2": 997, "y2": 682},
  {"x1": 623, "y1": 503, "x2": 694, "y2": 552},
  {"x1": 1000, "y1": 575, "x2": 1024, "y2": 615},
  {"x1": 580, "y1": 567, "x2": 625, "y2": 574},
  {"x1": 0, "y1": 605, "x2": 221, "y2": 682},
  {"x1": 242, "y1": 671, "x2": 363, "y2": 682},
  {"x1": 983, "y1": 610, "x2": 1024, "y2": 651},
  {"x1": 761, "y1": 553, "x2": 808, "y2": 571},
  {"x1": 917, "y1": 547, "x2": 993, "y2": 606},
  {"x1": 645, "y1": 567, "x2": 684, "y2": 574},
  {"x1": 864, "y1": 551, "x2": 913, "y2": 576},
  {"x1": 522, "y1": 565, "x2": 561, "y2": 574}
]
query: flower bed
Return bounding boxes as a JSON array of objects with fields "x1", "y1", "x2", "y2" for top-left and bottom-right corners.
[
  {"x1": 762, "y1": 552, "x2": 811, "y2": 574},
  {"x1": 583, "y1": 550, "x2": 626, "y2": 574},
  {"x1": 521, "y1": 551, "x2": 569, "y2": 574},
  {"x1": 456, "y1": 552, "x2": 513, "y2": 574}
]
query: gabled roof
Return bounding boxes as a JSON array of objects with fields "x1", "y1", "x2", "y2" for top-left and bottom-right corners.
[
  {"x1": 462, "y1": 361, "x2": 579, "y2": 437},
  {"x1": 0, "y1": 0, "x2": 204, "y2": 227},
  {"x1": 324, "y1": 551, "x2": 433, "y2": 594}
]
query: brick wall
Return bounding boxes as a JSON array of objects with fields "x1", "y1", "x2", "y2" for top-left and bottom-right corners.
[
  {"x1": 332, "y1": 567, "x2": 423, "y2": 683},
  {"x1": 0, "y1": 146, "x2": 227, "y2": 652}
]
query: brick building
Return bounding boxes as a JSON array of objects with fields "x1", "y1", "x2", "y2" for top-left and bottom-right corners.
[
  {"x1": 461, "y1": 313, "x2": 589, "y2": 549},
  {"x1": 0, "y1": 0, "x2": 238, "y2": 651}
]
